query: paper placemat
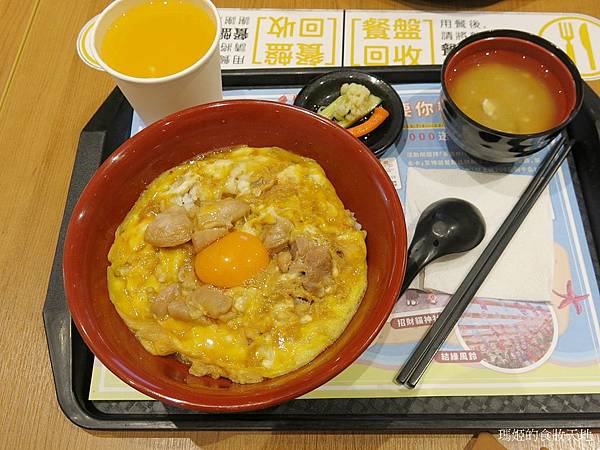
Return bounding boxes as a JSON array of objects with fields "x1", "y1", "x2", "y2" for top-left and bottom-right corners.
[{"x1": 89, "y1": 82, "x2": 600, "y2": 401}]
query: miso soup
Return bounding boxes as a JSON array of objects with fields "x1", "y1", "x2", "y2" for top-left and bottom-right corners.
[{"x1": 446, "y1": 49, "x2": 568, "y2": 134}]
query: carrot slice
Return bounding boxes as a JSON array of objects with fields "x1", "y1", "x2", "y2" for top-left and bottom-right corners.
[{"x1": 347, "y1": 106, "x2": 390, "y2": 138}]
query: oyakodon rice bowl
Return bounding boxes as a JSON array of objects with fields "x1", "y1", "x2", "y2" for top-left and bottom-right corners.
[
  {"x1": 107, "y1": 146, "x2": 368, "y2": 384},
  {"x1": 64, "y1": 99, "x2": 407, "y2": 412}
]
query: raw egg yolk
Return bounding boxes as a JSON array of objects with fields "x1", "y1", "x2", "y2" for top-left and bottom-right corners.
[{"x1": 194, "y1": 231, "x2": 269, "y2": 288}]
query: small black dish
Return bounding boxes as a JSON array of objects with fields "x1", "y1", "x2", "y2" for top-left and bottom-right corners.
[
  {"x1": 294, "y1": 69, "x2": 405, "y2": 157},
  {"x1": 441, "y1": 29, "x2": 583, "y2": 163}
]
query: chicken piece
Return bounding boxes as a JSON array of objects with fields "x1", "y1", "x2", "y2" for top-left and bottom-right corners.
[
  {"x1": 304, "y1": 246, "x2": 333, "y2": 282},
  {"x1": 302, "y1": 278, "x2": 327, "y2": 296},
  {"x1": 167, "y1": 300, "x2": 198, "y2": 321},
  {"x1": 195, "y1": 199, "x2": 250, "y2": 229},
  {"x1": 136, "y1": 325, "x2": 176, "y2": 355},
  {"x1": 289, "y1": 235, "x2": 333, "y2": 296},
  {"x1": 290, "y1": 235, "x2": 311, "y2": 260},
  {"x1": 150, "y1": 284, "x2": 179, "y2": 317},
  {"x1": 163, "y1": 205, "x2": 192, "y2": 215},
  {"x1": 190, "y1": 285, "x2": 233, "y2": 319},
  {"x1": 151, "y1": 284, "x2": 205, "y2": 322},
  {"x1": 276, "y1": 251, "x2": 292, "y2": 273},
  {"x1": 250, "y1": 177, "x2": 276, "y2": 196},
  {"x1": 191, "y1": 227, "x2": 228, "y2": 252},
  {"x1": 262, "y1": 217, "x2": 293, "y2": 253},
  {"x1": 144, "y1": 206, "x2": 193, "y2": 247}
]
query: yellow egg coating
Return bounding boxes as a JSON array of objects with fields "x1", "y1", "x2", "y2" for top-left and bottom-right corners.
[{"x1": 107, "y1": 146, "x2": 367, "y2": 383}]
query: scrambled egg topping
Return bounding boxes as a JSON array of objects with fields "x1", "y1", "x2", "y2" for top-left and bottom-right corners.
[{"x1": 107, "y1": 146, "x2": 367, "y2": 383}]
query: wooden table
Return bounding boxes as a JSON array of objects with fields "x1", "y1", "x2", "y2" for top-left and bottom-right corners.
[{"x1": 1, "y1": 0, "x2": 599, "y2": 449}]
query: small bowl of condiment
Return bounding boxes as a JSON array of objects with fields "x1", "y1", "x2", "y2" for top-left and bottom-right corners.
[
  {"x1": 441, "y1": 29, "x2": 583, "y2": 163},
  {"x1": 294, "y1": 70, "x2": 405, "y2": 157}
]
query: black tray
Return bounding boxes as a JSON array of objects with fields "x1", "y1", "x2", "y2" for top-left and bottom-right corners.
[{"x1": 44, "y1": 66, "x2": 600, "y2": 431}]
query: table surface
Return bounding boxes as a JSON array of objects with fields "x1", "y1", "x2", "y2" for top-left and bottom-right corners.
[{"x1": 2, "y1": 0, "x2": 599, "y2": 449}]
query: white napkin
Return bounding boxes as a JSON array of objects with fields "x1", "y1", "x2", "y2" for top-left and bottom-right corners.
[{"x1": 405, "y1": 167, "x2": 554, "y2": 302}]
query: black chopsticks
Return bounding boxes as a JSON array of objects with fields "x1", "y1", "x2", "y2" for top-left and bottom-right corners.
[{"x1": 396, "y1": 134, "x2": 575, "y2": 388}]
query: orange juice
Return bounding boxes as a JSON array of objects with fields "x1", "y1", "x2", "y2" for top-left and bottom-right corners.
[{"x1": 100, "y1": 0, "x2": 216, "y2": 78}]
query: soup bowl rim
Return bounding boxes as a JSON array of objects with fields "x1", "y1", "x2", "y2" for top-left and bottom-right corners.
[{"x1": 441, "y1": 28, "x2": 583, "y2": 139}]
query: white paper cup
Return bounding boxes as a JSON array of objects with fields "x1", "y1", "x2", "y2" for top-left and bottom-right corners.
[{"x1": 88, "y1": 0, "x2": 222, "y2": 125}]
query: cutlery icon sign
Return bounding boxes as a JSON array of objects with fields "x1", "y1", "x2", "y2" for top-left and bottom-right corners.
[
  {"x1": 579, "y1": 23, "x2": 597, "y2": 71},
  {"x1": 558, "y1": 20, "x2": 598, "y2": 71},
  {"x1": 558, "y1": 22, "x2": 576, "y2": 63}
]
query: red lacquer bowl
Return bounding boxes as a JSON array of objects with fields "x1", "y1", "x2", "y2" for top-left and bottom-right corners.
[{"x1": 64, "y1": 100, "x2": 407, "y2": 412}]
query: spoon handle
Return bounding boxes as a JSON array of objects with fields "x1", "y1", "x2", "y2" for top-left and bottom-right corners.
[
  {"x1": 395, "y1": 135, "x2": 574, "y2": 388},
  {"x1": 400, "y1": 252, "x2": 425, "y2": 295},
  {"x1": 400, "y1": 240, "x2": 437, "y2": 295}
]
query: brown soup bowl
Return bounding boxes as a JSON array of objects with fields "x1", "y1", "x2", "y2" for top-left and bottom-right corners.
[{"x1": 63, "y1": 99, "x2": 407, "y2": 412}]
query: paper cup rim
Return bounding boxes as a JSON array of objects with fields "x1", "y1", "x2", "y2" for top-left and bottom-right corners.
[
  {"x1": 90, "y1": 0, "x2": 222, "y2": 84},
  {"x1": 76, "y1": 15, "x2": 103, "y2": 70}
]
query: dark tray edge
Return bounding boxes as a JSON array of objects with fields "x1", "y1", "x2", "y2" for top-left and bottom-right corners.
[{"x1": 43, "y1": 66, "x2": 600, "y2": 431}]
